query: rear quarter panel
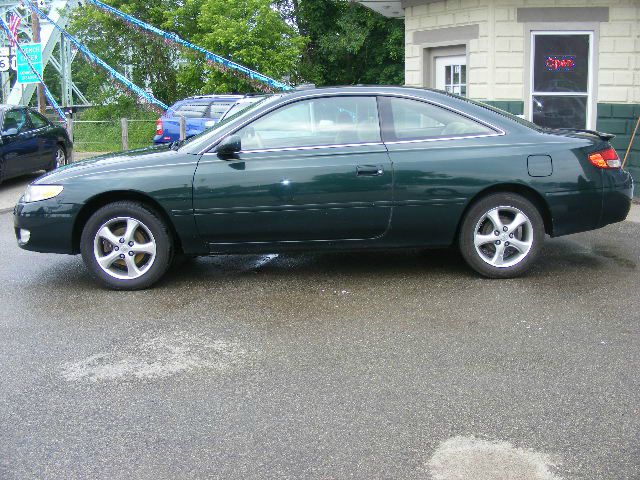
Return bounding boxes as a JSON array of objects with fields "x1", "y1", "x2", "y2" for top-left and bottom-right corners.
[{"x1": 385, "y1": 131, "x2": 604, "y2": 246}]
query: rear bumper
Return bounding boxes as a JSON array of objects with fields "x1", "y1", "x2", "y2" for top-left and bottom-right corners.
[
  {"x1": 13, "y1": 201, "x2": 78, "y2": 254},
  {"x1": 153, "y1": 134, "x2": 176, "y2": 144},
  {"x1": 600, "y1": 169, "x2": 634, "y2": 227}
]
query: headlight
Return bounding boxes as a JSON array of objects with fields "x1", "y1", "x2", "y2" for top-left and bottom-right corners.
[{"x1": 22, "y1": 185, "x2": 64, "y2": 203}]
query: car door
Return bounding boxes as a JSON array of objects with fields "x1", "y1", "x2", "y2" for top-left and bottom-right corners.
[
  {"x1": 193, "y1": 95, "x2": 392, "y2": 245},
  {"x1": 28, "y1": 109, "x2": 56, "y2": 168},
  {"x1": 0, "y1": 108, "x2": 40, "y2": 178}
]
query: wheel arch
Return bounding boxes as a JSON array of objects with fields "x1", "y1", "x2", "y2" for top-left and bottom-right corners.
[
  {"x1": 72, "y1": 191, "x2": 183, "y2": 254},
  {"x1": 455, "y1": 184, "x2": 553, "y2": 240}
]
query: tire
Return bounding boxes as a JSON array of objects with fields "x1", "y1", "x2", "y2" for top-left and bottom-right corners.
[
  {"x1": 80, "y1": 201, "x2": 173, "y2": 290},
  {"x1": 458, "y1": 193, "x2": 545, "y2": 279},
  {"x1": 47, "y1": 145, "x2": 67, "y2": 172}
]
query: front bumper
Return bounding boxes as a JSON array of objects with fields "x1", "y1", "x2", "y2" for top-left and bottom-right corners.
[{"x1": 13, "y1": 201, "x2": 79, "y2": 254}]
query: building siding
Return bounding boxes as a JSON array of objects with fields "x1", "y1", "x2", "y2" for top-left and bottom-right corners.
[
  {"x1": 405, "y1": 0, "x2": 640, "y2": 105},
  {"x1": 404, "y1": 0, "x2": 640, "y2": 190}
]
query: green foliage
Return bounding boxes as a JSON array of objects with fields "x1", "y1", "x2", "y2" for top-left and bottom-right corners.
[
  {"x1": 280, "y1": 0, "x2": 404, "y2": 86},
  {"x1": 176, "y1": 0, "x2": 307, "y2": 94},
  {"x1": 62, "y1": 0, "x2": 403, "y2": 121},
  {"x1": 68, "y1": 0, "x2": 180, "y2": 105},
  {"x1": 72, "y1": 117, "x2": 156, "y2": 152}
]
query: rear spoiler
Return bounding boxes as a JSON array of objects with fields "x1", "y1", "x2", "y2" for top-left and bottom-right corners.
[{"x1": 551, "y1": 128, "x2": 615, "y2": 141}]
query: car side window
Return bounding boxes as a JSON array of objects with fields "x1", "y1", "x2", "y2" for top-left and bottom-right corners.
[
  {"x1": 380, "y1": 97, "x2": 495, "y2": 142},
  {"x1": 29, "y1": 111, "x2": 50, "y2": 129},
  {"x1": 2, "y1": 108, "x2": 28, "y2": 134},
  {"x1": 235, "y1": 96, "x2": 381, "y2": 151}
]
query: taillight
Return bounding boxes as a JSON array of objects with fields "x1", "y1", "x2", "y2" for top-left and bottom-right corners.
[
  {"x1": 588, "y1": 147, "x2": 621, "y2": 169},
  {"x1": 155, "y1": 118, "x2": 163, "y2": 136}
]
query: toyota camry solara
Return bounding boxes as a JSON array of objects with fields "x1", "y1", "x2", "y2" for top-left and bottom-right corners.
[{"x1": 14, "y1": 86, "x2": 633, "y2": 289}]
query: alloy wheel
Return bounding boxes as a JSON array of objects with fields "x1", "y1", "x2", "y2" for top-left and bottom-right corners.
[
  {"x1": 473, "y1": 206, "x2": 533, "y2": 268},
  {"x1": 55, "y1": 148, "x2": 66, "y2": 168},
  {"x1": 93, "y1": 217, "x2": 157, "y2": 280}
]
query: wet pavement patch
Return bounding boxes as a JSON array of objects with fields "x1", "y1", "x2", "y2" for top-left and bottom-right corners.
[
  {"x1": 61, "y1": 331, "x2": 248, "y2": 382},
  {"x1": 427, "y1": 436, "x2": 561, "y2": 480}
]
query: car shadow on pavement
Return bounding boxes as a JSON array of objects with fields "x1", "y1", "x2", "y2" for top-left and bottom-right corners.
[{"x1": 161, "y1": 248, "x2": 476, "y2": 286}]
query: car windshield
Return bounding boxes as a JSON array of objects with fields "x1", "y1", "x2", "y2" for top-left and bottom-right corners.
[{"x1": 177, "y1": 94, "x2": 280, "y2": 150}]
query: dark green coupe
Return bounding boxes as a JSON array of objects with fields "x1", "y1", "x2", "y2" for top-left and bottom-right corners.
[{"x1": 14, "y1": 86, "x2": 633, "y2": 289}]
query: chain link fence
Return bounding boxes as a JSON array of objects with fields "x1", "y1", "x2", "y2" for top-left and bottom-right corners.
[{"x1": 69, "y1": 118, "x2": 158, "y2": 153}]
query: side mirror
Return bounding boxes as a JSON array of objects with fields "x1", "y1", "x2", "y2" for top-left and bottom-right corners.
[{"x1": 215, "y1": 135, "x2": 241, "y2": 157}]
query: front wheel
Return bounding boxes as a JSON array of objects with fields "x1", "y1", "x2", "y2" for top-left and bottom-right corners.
[
  {"x1": 80, "y1": 201, "x2": 173, "y2": 290},
  {"x1": 458, "y1": 193, "x2": 545, "y2": 278}
]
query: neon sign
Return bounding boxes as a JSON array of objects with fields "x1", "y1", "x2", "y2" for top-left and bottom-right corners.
[{"x1": 546, "y1": 55, "x2": 576, "y2": 71}]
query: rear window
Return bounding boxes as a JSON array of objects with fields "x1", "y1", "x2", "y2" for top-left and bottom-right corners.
[
  {"x1": 441, "y1": 91, "x2": 543, "y2": 131},
  {"x1": 208, "y1": 102, "x2": 235, "y2": 121},
  {"x1": 170, "y1": 101, "x2": 236, "y2": 120},
  {"x1": 172, "y1": 103, "x2": 210, "y2": 118}
]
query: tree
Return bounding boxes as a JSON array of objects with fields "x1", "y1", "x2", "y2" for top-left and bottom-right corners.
[
  {"x1": 68, "y1": 0, "x2": 181, "y2": 108},
  {"x1": 276, "y1": 0, "x2": 404, "y2": 86},
  {"x1": 174, "y1": 0, "x2": 306, "y2": 94},
  {"x1": 67, "y1": 0, "x2": 306, "y2": 111}
]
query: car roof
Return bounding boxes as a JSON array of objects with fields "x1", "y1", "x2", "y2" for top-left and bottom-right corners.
[{"x1": 180, "y1": 95, "x2": 244, "y2": 101}]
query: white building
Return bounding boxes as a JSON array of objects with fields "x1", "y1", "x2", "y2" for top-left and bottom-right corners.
[{"x1": 357, "y1": 0, "x2": 640, "y2": 180}]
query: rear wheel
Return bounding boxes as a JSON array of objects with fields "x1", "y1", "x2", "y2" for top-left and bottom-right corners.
[
  {"x1": 47, "y1": 145, "x2": 66, "y2": 171},
  {"x1": 458, "y1": 193, "x2": 545, "y2": 278},
  {"x1": 80, "y1": 201, "x2": 173, "y2": 290}
]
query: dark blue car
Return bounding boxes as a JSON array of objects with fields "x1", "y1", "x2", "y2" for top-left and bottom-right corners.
[
  {"x1": 153, "y1": 94, "x2": 244, "y2": 144},
  {"x1": 0, "y1": 105, "x2": 72, "y2": 184}
]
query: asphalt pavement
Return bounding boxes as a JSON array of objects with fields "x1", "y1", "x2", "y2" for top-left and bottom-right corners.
[{"x1": 0, "y1": 200, "x2": 639, "y2": 478}]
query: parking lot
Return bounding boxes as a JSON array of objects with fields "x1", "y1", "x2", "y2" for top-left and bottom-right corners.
[{"x1": 1, "y1": 176, "x2": 639, "y2": 479}]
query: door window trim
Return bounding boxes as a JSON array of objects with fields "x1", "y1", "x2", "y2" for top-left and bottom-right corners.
[
  {"x1": 528, "y1": 30, "x2": 595, "y2": 129},
  {"x1": 200, "y1": 92, "x2": 505, "y2": 156}
]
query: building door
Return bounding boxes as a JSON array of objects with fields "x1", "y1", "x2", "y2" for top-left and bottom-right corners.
[
  {"x1": 435, "y1": 55, "x2": 467, "y2": 96},
  {"x1": 530, "y1": 31, "x2": 593, "y2": 129}
]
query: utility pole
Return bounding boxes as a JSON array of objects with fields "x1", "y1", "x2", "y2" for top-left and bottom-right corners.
[{"x1": 31, "y1": 9, "x2": 46, "y2": 113}]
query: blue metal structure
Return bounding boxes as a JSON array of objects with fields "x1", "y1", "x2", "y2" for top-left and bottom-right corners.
[
  {"x1": 0, "y1": 14, "x2": 65, "y2": 121},
  {"x1": 24, "y1": 0, "x2": 171, "y2": 113},
  {"x1": 85, "y1": 0, "x2": 292, "y2": 92}
]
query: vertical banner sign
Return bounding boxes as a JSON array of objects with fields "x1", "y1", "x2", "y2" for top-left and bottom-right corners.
[{"x1": 16, "y1": 42, "x2": 42, "y2": 84}]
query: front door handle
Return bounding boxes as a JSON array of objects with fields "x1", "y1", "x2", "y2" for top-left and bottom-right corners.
[{"x1": 356, "y1": 165, "x2": 384, "y2": 176}]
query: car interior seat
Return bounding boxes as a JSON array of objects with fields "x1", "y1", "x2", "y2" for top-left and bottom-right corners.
[{"x1": 441, "y1": 121, "x2": 471, "y2": 135}]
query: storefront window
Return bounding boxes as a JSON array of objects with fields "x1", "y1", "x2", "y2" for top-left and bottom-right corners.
[
  {"x1": 532, "y1": 95, "x2": 587, "y2": 130},
  {"x1": 530, "y1": 32, "x2": 592, "y2": 129}
]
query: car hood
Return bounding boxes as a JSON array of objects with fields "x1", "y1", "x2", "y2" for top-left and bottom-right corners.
[{"x1": 35, "y1": 145, "x2": 193, "y2": 184}]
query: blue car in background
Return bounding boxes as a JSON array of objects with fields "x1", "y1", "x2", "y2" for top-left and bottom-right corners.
[{"x1": 153, "y1": 94, "x2": 244, "y2": 144}]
